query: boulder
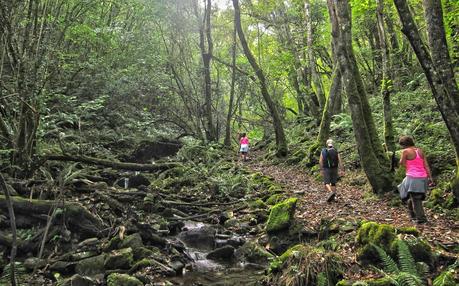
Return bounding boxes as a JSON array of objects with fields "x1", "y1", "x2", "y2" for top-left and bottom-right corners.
[
  {"x1": 75, "y1": 254, "x2": 106, "y2": 276},
  {"x1": 206, "y1": 245, "x2": 235, "y2": 261},
  {"x1": 128, "y1": 174, "x2": 150, "y2": 188},
  {"x1": 177, "y1": 226, "x2": 216, "y2": 250},
  {"x1": 58, "y1": 274, "x2": 96, "y2": 286},
  {"x1": 105, "y1": 248, "x2": 134, "y2": 270},
  {"x1": 107, "y1": 273, "x2": 143, "y2": 286},
  {"x1": 24, "y1": 257, "x2": 47, "y2": 270},
  {"x1": 235, "y1": 241, "x2": 273, "y2": 265},
  {"x1": 266, "y1": 198, "x2": 298, "y2": 233}
]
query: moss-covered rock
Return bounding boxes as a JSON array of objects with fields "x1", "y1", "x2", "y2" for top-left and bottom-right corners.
[
  {"x1": 356, "y1": 222, "x2": 397, "y2": 263},
  {"x1": 265, "y1": 194, "x2": 284, "y2": 205},
  {"x1": 405, "y1": 237, "x2": 434, "y2": 266},
  {"x1": 266, "y1": 198, "x2": 298, "y2": 233},
  {"x1": 336, "y1": 280, "x2": 353, "y2": 286},
  {"x1": 104, "y1": 248, "x2": 134, "y2": 270},
  {"x1": 249, "y1": 199, "x2": 267, "y2": 209},
  {"x1": 234, "y1": 241, "x2": 273, "y2": 265},
  {"x1": 75, "y1": 254, "x2": 106, "y2": 276},
  {"x1": 396, "y1": 226, "x2": 419, "y2": 236},
  {"x1": 107, "y1": 273, "x2": 143, "y2": 286},
  {"x1": 57, "y1": 274, "x2": 96, "y2": 286}
]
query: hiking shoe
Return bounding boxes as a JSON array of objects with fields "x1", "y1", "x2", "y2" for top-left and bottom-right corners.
[{"x1": 326, "y1": 192, "x2": 336, "y2": 203}]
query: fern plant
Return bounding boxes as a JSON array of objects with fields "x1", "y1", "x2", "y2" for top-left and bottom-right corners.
[
  {"x1": 0, "y1": 262, "x2": 27, "y2": 285},
  {"x1": 371, "y1": 240, "x2": 427, "y2": 286}
]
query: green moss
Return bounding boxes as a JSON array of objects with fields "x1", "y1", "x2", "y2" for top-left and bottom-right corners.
[
  {"x1": 128, "y1": 258, "x2": 153, "y2": 274},
  {"x1": 269, "y1": 244, "x2": 309, "y2": 271},
  {"x1": 396, "y1": 226, "x2": 419, "y2": 236},
  {"x1": 104, "y1": 248, "x2": 134, "y2": 270},
  {"x1": 265, "y1": 194, "x2": 284, "y2": 205},
  {"x1": 336, "y1": 280, "x2": 353, "y2": 286},
  {"x1": 107, "y1": 273, "x2": 143, "y2": 286},
  {"x1": 75, "y1": 254, "x2": 106, "y2": 276},
  {"x1": 236, "y1": 241, "x2": 273, "y2": 264},
  {"x1": 356, "y1": 222, "x2": 397, "y2": 263},
  {"x1": 405, "y1": 237, "x2": 433, "y2": 265},
  {"x1": 356, "y1": 277, "x2": 394, "y2": 286},
  {"x1": 266, "y1": 198, "x2": 298, "y2": 233},
  {"x1": 249, "y1": 199, "x2": 267, "y2": 209}
]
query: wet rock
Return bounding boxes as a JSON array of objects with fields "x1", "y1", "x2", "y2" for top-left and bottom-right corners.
[
  {"x1": 219, "y1": 211, "x2": 234, "y2": 225},
  {"x1": 75, "y1": 254, "x2": 107, "y2": 276},
  {"x1": 49, "y1": 260, "x2": 76, "y2": 274},
  {"x1": 235, "y1": 241, "x2": 273, "y2": 265},
  {"x1": 169, "y1": 257, "x2": 185, "y2": 274},
  {"x1": 105, "y1": 247, "x2": 134, "y2": 270},
  {"x1": 107, "y1": 273, "x2": 143, "y2": 286},
  {"x1": 178, "y1": 226, "x2": 216, "y2": 250},
  {"x1": 266, "y1": 198, "x2": 298, "y2": 233},
  {"x1": 128, "y1": 174, "x2": 150, "y2": 188},
  {"x1": 59, "y1": 274, "x2": 96, "y2": 286},
  {"x1": 119, "y1": 233, "x2": 144, "y2": 249},
  {"x1": 71, "y1": 251, "x2": 98, "y2": 261},
  {"x1": 206, "y1": 245, "x2": 235, "y2": 261},
  {"x1": 24, "y1": 257, "x2": 47, "y2": 270}
]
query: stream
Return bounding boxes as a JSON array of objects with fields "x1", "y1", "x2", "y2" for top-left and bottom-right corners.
[{"x1": 168, "y1": 221, "x2": 265, "y2": 286}]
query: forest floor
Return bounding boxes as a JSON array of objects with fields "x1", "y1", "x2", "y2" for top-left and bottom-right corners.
[{"x1": 245, "y1": 150, "x2": 459, "y2": 279}]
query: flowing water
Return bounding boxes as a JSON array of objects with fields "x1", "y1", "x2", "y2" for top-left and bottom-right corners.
[{"x1": 169, "y1": 221, "x2": 265, "y2": 286}]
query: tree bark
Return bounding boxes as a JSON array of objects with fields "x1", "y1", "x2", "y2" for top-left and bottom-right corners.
[
  {"x1": 197, "y1": 0, "x2": 217, "y2": 141},
  {"x1": 0, "y1": 174, "x2": 17, "y2": 286},
  {"x1": 393, "y1": 0, "x2": 459, "y2": 192},
  {"x1": 224, "y1": 16, "x2": 237, "y2": 147},
  {"x1": 0, "y1": 195, "x2": 104, "y2": 238},
  {"x1": 376, "y1": 0, "x2": 395, "y2": 153},
  {"x1": 329, "y1": 0, "x2": 393, "y2": 193},
  {"x1": 232, "y1": 0, "x2": 288, "y2": 156}
]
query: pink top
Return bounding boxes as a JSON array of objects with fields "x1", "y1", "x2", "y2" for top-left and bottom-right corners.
[
  {"x1": 240, "y1": 137, "x2": 249, "y2": 145},
  {"x1": 406, "y1": 149, "x2": 428, "y2": 178}
]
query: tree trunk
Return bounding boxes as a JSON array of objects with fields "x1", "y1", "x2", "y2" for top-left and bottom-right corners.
[
  {"x1": 393, "y1": 0, "x2": 459, "y2": 193},
  {"x1": 329, "y1": 0, "x2": 393, "y2": 193},
  {"x1": 376, "y1": 0, "x2": 395, "y2": 153},
  {"x1": 197, "y1": 0, "x2": 217, "y2": 141},
  {"x1": 305, "y1": 0, "x2": 325, "y2": 110},
  {"x1": 232, "y1": 0, "x2": 288, "y2": 156},
  {"x1": 224, "y1": 18, "x2": 237, "y2": 147},
  {"x1": 0, "y1": 174, "x2": 17, "y2": 286}
]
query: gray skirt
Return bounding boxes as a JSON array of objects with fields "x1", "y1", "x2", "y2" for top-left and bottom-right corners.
[{"x1": 398, "y1": 176, "x2": 427, "y2": 201}]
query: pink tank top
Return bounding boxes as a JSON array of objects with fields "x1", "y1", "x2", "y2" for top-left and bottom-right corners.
[
  {"x1": 240, "y1": 137, "x2": 249, "y2": 145},
  {"x1": 406, "y1": 149, "x2": 427, "y2": 178}
]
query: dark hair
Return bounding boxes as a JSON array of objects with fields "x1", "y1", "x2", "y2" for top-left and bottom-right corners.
[
  {"x1": 241, "y1": 133, "x2": 246, "y2": 137},
  {"x1": 399, "y1": 136, "x2": 415, "y2": 147}
]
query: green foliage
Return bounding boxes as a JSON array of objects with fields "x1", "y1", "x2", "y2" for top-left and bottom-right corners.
[
  {"x1": 371, "y1": 240, "x2": 428, "y2": 286},
  {"x1": 0, "y1": 262, "x2": 27, "y2": 285},
  {"x1": 433, "y1": 259, "x2": 458, "y2": 286}
]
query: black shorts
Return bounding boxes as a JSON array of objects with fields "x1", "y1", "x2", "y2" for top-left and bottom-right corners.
[{"x1": 323, "y1": 168, "x2": 338, "y2": 186}]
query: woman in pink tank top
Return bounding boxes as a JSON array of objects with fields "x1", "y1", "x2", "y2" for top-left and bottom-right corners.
[{"x1": 398, "y1": 136, "x2": 433, "y2": 224}]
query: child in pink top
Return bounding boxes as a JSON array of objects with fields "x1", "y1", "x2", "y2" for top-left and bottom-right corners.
[{"x1": 239, "y1": 133, "x2": 249, "y2": 161}]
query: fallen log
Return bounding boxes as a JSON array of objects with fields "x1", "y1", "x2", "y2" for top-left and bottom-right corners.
[
  {"x1": 0, "y1": 195, "x2": 104, "y2": 238},
  {"x1": 45, "y1": 154, "x2": 179, "y2": 172}
]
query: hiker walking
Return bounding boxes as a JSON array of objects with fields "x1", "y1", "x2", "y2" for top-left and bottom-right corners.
[
  {"x1": 398, "y1": 136, "x2": 433, "y2": 224},
  {"x1": 239, "y1": 133, "x2": 249, "y2": 161},
  {"x1": 319, "y1": 139, "x2": 344, "y2": 202}
]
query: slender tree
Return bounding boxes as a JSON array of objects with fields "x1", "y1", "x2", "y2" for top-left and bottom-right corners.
[
  {"x1": 328, "y1": 0, "x2": 393, "y2": 193},
  {"x1": 393, "y1": 0, "x2": 459, "y2": 195},
  {"x1": 376, "y1": 0, "x2": 395, "y2": 153},
  {"x1": 232, "y1": 0, "x2": 288, "y2": 156},
  {"x1": 224, "y1": 17, "x2": 238, "y2": 147}
]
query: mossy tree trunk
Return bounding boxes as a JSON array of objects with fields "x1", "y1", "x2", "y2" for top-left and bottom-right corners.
[
  {"x1": 329, "y1": 0, "x2": 393, "y2": 193},
  {"x1": 196, "y1": 0, "x2": 217, "y2": 142},
  {"x1": 376, "y1": 0, "x2": 395, "y2": 153},
  {"x1": 224, "y1": 18, "x2": 237, "y2": 147},
  {"x1": 393, "y1": 0, "x2": 459, "y2": 196},
  {"x1": 232, "y1": 0, "x2": 288, "y2": 156}
]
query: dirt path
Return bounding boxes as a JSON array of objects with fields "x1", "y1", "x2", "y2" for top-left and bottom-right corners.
[{"x1": 246, "y1": 152, "x2": 459, "y2": 251}]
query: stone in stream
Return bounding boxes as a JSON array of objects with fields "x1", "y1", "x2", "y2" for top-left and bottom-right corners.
[
  {"x1": 206, "y1": 245, "x2": 235, "y2": 261},
  {"x1": 128, "y1": 174, "x2": 151, "y2": 188},
  {"x1": 177, "y1": 226, "x2": 216, "y2": 250},
  {"x1": 59, "y1": 274, "x2": 96, "y2": 286},
  {"x1": 24, "y1": 257, "x2": 47, "y2": 270},
  {"x1": 235, "y1": 241, "x2": 274, "y2": 265}
]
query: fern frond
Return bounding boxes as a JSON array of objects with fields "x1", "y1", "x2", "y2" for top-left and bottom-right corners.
[
  {"x1": 396, "y1": 272, "x2": 422, "y2": 286},
  {"x1": 433, "y1": 269, "x2": 456, "y2": 286},
  {"x1": 317, "y1": 272, "x2": 328, "y2": 286},
  {"x1": 415, "y1": 262, "x2": 429, "y2": 280},
  {"x1": 371, "y1": 243, "x2": 399, "y2": 274},
  {"x1": 397, "y1": 240, "x2": 418, "y2": 277}
]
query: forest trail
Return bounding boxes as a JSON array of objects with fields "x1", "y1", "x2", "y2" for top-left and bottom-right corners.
[{"x1": 245, "y1": 151, "x2": 459, "y2": 253}]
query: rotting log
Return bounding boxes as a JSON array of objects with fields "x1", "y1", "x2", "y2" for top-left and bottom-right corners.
[
  {"x1": 0, "y1": 195, "x2": 104, "y2": 238},
  {"x1": 45, "y1": 154, "x2": 179, "y2": 172}
]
